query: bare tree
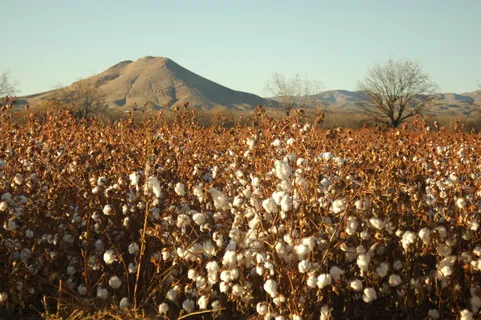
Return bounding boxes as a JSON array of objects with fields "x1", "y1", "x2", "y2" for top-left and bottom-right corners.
[
  {"x1": 51, "y1": 78, "x2": 107, "y2": 118},
  {"x1": 358, "y1": 58, "x2": 438, "y2": 127},
  {"x1": 265, "y1": 72, "x2": 322, "y2": 116},
  {"x1": 0, "y1": 71, "x2": 18, "y2": 97}
]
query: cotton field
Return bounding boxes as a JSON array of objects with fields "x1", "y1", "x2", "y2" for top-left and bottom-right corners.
[{"x1": 1, "y1": 110, "x2": 481, "y2": 319}]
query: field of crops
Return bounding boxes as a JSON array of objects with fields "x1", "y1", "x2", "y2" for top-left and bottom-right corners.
[{"x1": 1, "y1": 109, "x2": 481, "y2": 319}]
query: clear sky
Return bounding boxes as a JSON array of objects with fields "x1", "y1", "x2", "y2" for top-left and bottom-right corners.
[{"x1": 2, "y1": 0, "x2": 480, "y2": 96}]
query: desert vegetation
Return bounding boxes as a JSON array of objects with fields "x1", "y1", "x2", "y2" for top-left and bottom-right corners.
[{"x1": 1, "y1": 100, "x2": 481, "y2": 320}]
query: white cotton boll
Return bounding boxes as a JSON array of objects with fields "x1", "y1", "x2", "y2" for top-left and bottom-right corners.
[
  {"x1": 401, "y1": 231, "x2": 417, "y2": 251},
  {"x1": 350, "y1": 279, "x2": 363, "y2": 292},
  {"x1": 295, "y1": 244, "x2": 311, "y2": 260},
  {"x1": 388, "y1": 274, "x2": 402, "y2": 287},
  {"x1": 14, "y1": 174, "x2": 23, "y2": 185},
  {"x1": 470, "y1": 220, "x2": 480, "y2": 231},
  {"x1": 280, "y1": 195, "x2": 292, "y2": 212},
  {"x1": 175, "y1": 182, "x2": 186, "y2": 196},
  {"x1": 272, "y1": 138, "x2": 282, "y2": 147},
  {"x1": 97, "y1": 176, "x2": 107, "y2": 186},
  {"x1": 0, "y1": 201, "x2": 8, "y2": 212},
  {"x1": 262, "y1": 198, "x2": 278, "y2": 214},
  {"x1": 96, "y1": 286, "x2": 108, "y2": 300},
  {"x1": 393, "y1": 260, "x2": 403, "y2": 271},
  {"x1": 130, "y1": 172, "x2": 140, "y2": 186},
  {"x1": 470, "y1": 295, "x2": 481, "y2": 313},
  {"x1": 232, "y1": 284, "x2": 244, "y2": 297},
  {"x1": 274, "y1": 160, "x2": 292, "y2": 180},
  {"x1": 428, "y1": 309, "x2": 440, "y2": 319},
  {"x1": 329, "y1": 266, "x2": 344, "y2": 282},
  {"x1": 460, "y1": 309, "x2": 473, "y2": 320},
  {"x1": 456, "y1": 198, "x2": 467, "y2": 209},
  {"x1": 357, "y1": 254, "x2": 371, "y2": 272},
  {"x1": 192, "y1": 212, "x2": 206, "y2": 225},
  {"x1": 302, "y1": 237, "x2": 317, "y2": 251},
  {"x1": 346, "y1": 217, "x2": 359, "y2": 235},
  {"x1": 109, "y1": 276, "x2": 122, "y2": 289},
  {"x1": 166, "y1": 288, "x2": 178, "y2": 302},
  {"x1": 147, "y1": 176, "x2": 162, "y2": 198},
  {"x1": 188, "y1": 269, "x2": 197, "y2": 280},
  {"x1": 436, "y1": 244, "x2": 452, "y2": 257},
  {"x1": 298, "y1": 260, "x2": 311, "y2": 273},
  {"x1": 119, "y1": 297, "x2": 130, "y2": 310},
  {"x1": 286, "y1": 137, "x2": 295, "y2": 145},
  {"x1": 362, "y1": 287, "x2": 377, "y2": 303},
  {"x1": 306, "y1": 273, "x2": 317, "y2": 288},
  {"x1": 103, "y1": 204, "x2": 113, "y2": 215},
  {"x1": 128, "y1": 262, "x2": 138, "y2": 274},
  {"x1": 256, "y1": 302, "x2": 268, "y2": 315},
  {"x1": 435, "y1": 226, "x2": 447, "y2": 239},
  {"x1": 376, "y1": 262, "x2": 389, "y2": 277},
  {"x1": 128, "y1": 242, "x2": 140, "y2": 255},
  {"x1": 418, "y1": 228, "x2": 431, "y2": 245},
  {"x1": 369, "y1": 217, "x2": 385, "y2": 230},
  {"x1": 233, "y1": 196, "x2": 244, "y2": 207},
  {"x1": 331, "y1": 199, "x2": 346, "y2": 214},
  {"x1": 103, "y1": 249, "x2": 116, "y2": 265},
  {"x1": 317, "y1": 274, "x2": 332, "y2": 289},
  {"x1": 158, "y1": 302, "x2": 169, "y2": 314},
  {"x1": 264, "y1": 279, "x2": 278, "y2": 298},
  {"x1": 197, "y1": 295, "x2": 209, "y2": 310},
  {"x1": 77, "y1": 284, "x2": 87, "y2": 296},
  {"x1": 209, "y1": 188, "x2": 230, "y2": 211},
  {"x1": 320, "y1": 304, "x2": 332, "y2": 320}
]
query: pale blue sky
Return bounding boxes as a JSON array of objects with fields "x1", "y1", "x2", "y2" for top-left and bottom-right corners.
[{"x1": 2, "y1": 0, "x2": 480, "y2": 96}]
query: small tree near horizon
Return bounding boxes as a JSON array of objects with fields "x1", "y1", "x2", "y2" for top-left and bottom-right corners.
[
  {"x1": 51, "y1": 78, "x2": 107, "y2": 118},
  {"x1": 358, "y1": 58, "x2": 438, "y2": 127},
  {"x1": 0, "y1": 71, "x2": 18, "y2": 97},
  {"x1": 265, "y1": 72, "x2": 323, "y2": 117}
]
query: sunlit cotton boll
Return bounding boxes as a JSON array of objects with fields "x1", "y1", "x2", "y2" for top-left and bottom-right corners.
[
  {"x1": 198, "y1": 295, "x2": 209, "y2": 310},
  {"x1": 103, "y1": 249, "x2": 116, "y2": 265},
  {"x1": 418, "y1": 228, "x2": 431, "y2": 245},
  {"x1": 96, "y1": 286, "x2": 108, "y2": 300},
  {"x1": 158, "y1": 302, "x2": 169, "y2": 315},
  {"x1": 274, "y1": 160, "x2": 292, "y2": 180},
  {"x1": 264, "y1": 279, "x2": 277, "y2": 298},
  {"x1": 350, "y1": 279, "x2": 363, "y2": 292},
  {"x1": 317, "y1": 274, "x2": 332, "y2": 289},
  {"x1": 174, "y1": 182, "x2": 186, "y2": 196},
  {"x1": 388, "y1": 274, "x2": 402, "y2": 287},
  {"x1": 369, "y1": 217, "x2": 385, "y2": 230},
  {"x1": 209, "y1": 188, "x2": 230, "y2": 211},
  {"x1": 456, "y1": 198, "x2": 467, "y2": 209},
  {"x1": 298, "y1": 260, "x2": 311, "y2": 273},
  {"x1": 346, "y1": 217, "x2": 359, "y2": 235},
  {"x1": 320, "y1": 304, "x2": 332, "y2": 320},
  {"x1": 103, "y1": 204, "x2": 113, "y2": 215},
  {"x1": 109, "y1": 275, "x2": 122, "y2": 289},
  {"x1": 357, "y1": 254, "x2": 370, "y2": 272},
  {"x1": 256, "y1": 302, "x2": 268, "y2": 315},
  {"x1": 331, "y1": 199, "x2": 346, "y2": 214},
  {"x1": 193, "y1": 212, "x2": 206, "y2": 225},
  {"x1": 460, "y1": 309, "x2": 474, "y2": 320},
  {"x1": 362, "y1": 287, "x2": 377, "y2": 303},
  {"x1": 262, "y1": 198, "x2": 278, "y2": 214},
  {"x1": 147, "y1": 176, "x2": 162, "y2": 198}
]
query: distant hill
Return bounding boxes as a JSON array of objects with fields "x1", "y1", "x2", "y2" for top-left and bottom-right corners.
[
  {"x1": 20, "y1": 56, "x2": 271, "y2": 111},
  {"x1": 268, "y1": 89, "x2": 481, "y2": 117}
]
